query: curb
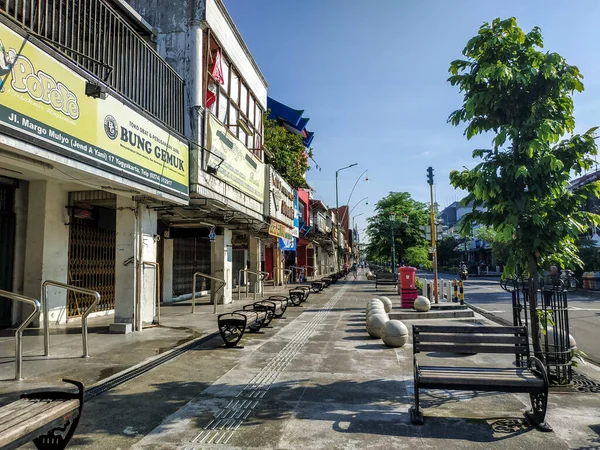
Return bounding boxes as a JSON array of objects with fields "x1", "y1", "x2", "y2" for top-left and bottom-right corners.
[{"x1": 465, "y1": 301, "x2": 513, "y2": 326}]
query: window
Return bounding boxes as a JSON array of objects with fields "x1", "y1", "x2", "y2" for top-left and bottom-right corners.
[{"x1": 205, "y1": 31, "x2": 264, "y2": 160}]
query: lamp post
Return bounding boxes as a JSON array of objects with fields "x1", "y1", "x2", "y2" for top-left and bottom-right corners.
[
  {"x1": 336, "y1": 163, "x2": 358, "y2": 272},
  {"x1": 390, "y1": 213, "x2": 397, "y2": 272}
]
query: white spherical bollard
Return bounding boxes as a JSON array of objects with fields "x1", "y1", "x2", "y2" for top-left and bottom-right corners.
[
  {"x1": 381, "y1": 320, "x2": 409, "y2": 347},
  {"x1": 366, "y1": 306, "x2": 386, "y2": 320},
  {"x1": 366, "y1": 299, "x2": 384, "y2": 312},
  {"x1": 366, "y1": 312, "x2": 389, "y2": 338},
  {"x1": 413, "y1": 295, "x2": 431, "y2": 312},
  {"x1": 379, "y1": 296, "x2": 393, "y2": 313}
]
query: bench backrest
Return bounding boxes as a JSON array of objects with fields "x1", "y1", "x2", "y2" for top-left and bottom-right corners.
[
  {"x1": 375, "y1": 271, "x2": 397, "y2": 280},
  {"x1": 412, "y1": 325, "x2": 530, "y2": 358}
]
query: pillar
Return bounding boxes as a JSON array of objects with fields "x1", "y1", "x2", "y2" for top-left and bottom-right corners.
[
  {"x1": 112, "y1": 200, "x2": 158, "y2": 332},
  {"x1": 248, "y1": 236, "x2": 262, "y2": 293},
  {"x1": 162, "y1": 238, "x2": 174, "y2": 303},
  {"x1": 211, "y1": 228, "x2": 232, "y2": 305},
  {"x1": 112, "y1": 197, "x2": 136, "y2": 331},
  {"x1": 273, "y1": 246, "x2": 282, "y2": 285},
  {"x1": 140, "y1": 206, "x2": 158, "y2": 325},
  {"x1": 23, "y1": 181, "x2": 69, "y2": 325}
]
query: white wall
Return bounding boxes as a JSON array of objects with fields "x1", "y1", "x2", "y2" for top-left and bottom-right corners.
[{"x1": 206, "y1": 0, "x2": 267, "y2": 108}]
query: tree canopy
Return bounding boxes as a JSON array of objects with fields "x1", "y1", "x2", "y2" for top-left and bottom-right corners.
[
  {"x1": 448, "y1": 17, "x2": 600, "y2": 359},
  {"x1": 263, "y1": 113, "x2": 311, "y2": 188},
  {"x1": 365, "y1": 192, "x2": 429, "y2": 267},
  {"x1": 448, "y1": 17, "x2": 600, "y2": 277}
]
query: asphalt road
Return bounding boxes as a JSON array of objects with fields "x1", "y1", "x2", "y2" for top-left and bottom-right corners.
[{"x1": 418, "y1": 271, "x2": 600, "y2": 365}]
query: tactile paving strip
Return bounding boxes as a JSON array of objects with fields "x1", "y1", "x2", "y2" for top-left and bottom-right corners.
[{"x1": 182, "y1": 285, "x2": 348, "y2": 448}]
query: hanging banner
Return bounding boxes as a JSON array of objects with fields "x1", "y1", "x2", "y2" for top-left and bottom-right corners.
[
  {"x1": 206, "y1": 113, "x2": 265, "y2": 202},
  {"x1": 0, "y1": 22, "x2": 189, "y2": 201}
]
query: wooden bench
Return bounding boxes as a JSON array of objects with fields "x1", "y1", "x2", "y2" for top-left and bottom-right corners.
[
  {"x1": 266, "y1": 296, "x2": 289, "y2": 318},
  {"x1": 217, "y1": 309, "x2": 268, "y2": 347},
  {"x1": 0, "y1": 379, "x2": 84, "y2": 450},
  {"x1": 288, "y1": 287, "x2": 310, "y2": 306},
  {"x1": 410, "y1": 325, "x2": 552, "y2": 431},
  {"x1": 374, "y1": 271, "x2": 397, "y2": 290},
  {"x1": 321, "y1": 277, "x2": 332, "y2": 288},
  {"x1": 311, "y1": 280, "x2": 325, "y2": 293}
]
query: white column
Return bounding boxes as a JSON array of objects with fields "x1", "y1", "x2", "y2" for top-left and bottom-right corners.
[
  {"x1": 23, "y1": 181, "x2": 69, "y2": 326},
  {"x1": 248, "y1": 236, "x2": 262, "y2": 293},
  {"x1": 211, "y1": 228, "x2": 232, "y2": 305},
  {"x1": 112, "y1": 197, "x2": 136, "y2": 332},
  {"x1": 140, "y1": 206, "x2": 158, "y2": 325},
  {"x1": 162, "y1": 238, "x2": 174, "y2": 303}
]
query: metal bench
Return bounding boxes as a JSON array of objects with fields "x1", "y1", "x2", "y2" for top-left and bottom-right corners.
[
  {"x1": 288, "y1": 287, "x2": 310, "y2": 306},
  {"x1": 266, "y1": 296, "x2": 289, "y2": 318},
  {"x1": 311, "y1": 280, "x2": 325, "y2": 293},
  {"x1": 321, "y1": 277, "x2": 332, "y2": 288},
  {"x1": 0, "y1": 379, "x2": 84, "y2": 450},
  {"x1": 217, "y1": 309, "x2": 268, "y2": 347},
  {"x1": 410, "y1": 325, "x2": 551, "y2": 432},
  {"x1": 374, "y1": 271, "x2": 397, "y2": 290}
]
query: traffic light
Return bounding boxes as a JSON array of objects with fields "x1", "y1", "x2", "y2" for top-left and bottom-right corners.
[{"x1": 427, "y1": 166, "x2": 434, "y2": 185}]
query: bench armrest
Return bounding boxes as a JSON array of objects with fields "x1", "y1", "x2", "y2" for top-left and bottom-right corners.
[
  {"x1": 528, "y1": 356, "x2": 549, "y2": 387},
  {"x1": 413, "y1": 354, "x2": 421, "y2": 380}
]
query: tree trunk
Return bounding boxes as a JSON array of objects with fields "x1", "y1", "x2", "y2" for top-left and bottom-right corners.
[{"x1": 527, "y1": 253, "x2": 544, "y2": 362}]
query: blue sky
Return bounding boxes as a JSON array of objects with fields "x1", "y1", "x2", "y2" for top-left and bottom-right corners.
[{"x1": 224, "y1": 0, "x2": 600, "y2": 234}]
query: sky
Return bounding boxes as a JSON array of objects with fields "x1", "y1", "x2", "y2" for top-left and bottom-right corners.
[{"x1": 223, "y1": 0, "x2": 600, "y2": 235}]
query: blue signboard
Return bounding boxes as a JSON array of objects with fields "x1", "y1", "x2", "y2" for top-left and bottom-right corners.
[{"x1": 279, "y1": 237, "x2": 296, "y2": 251}]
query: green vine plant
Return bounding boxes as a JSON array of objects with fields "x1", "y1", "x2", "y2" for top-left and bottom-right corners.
[{"x1": 263, "y1": 111, "x2": 311, "y2": 189}]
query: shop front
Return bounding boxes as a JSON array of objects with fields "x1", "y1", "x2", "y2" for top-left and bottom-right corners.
[
  {"x1": 0, "y1": 17, "x2": 188, "y2": 331},
  {"x1": 264, "y1": 167, "x2": 295, "y2": 285}
]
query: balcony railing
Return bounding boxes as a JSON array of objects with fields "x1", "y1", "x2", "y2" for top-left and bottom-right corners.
[{"x1": 1, "y1": 0, "x2": 184, "y2": 134}]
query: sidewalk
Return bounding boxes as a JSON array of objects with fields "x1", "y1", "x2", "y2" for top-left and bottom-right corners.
[
  {"x1": 3, "y1": 273, "x2": 600, "y2": 449},
  {"x1": 0, "y1": 283, "x2": 298, "y2": 404}
]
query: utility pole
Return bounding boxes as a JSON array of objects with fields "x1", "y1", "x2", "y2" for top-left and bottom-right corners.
[{"x1": 427, "y1": 167, "x2": 438, "y2": 302}]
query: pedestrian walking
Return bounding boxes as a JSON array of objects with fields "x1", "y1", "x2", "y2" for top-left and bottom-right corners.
[{"x1": 351, "y1": 261, "x2": 358, "y2": 280}]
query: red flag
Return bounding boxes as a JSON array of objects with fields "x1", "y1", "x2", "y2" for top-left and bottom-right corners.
[{"x1": 206, "y1": 50, "x2": 224, "y2": 109}]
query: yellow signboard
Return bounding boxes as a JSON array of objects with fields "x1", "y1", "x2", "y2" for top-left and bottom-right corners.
[
  {"x1": 206, "y1": 114, "x2": 264, "y2": 202},
  {"x1": 268, "y1": 219, "x2": 293, "y2": 240},
  {"x1": 0, "y1": 22, "x2": 188, "y2": 201}
]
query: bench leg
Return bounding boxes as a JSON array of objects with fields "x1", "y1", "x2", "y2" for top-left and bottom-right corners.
[
  {"x1": 525, "y1": 392, "x2": 552, "y2": 432},
  {"x1": 410, "y1": 382, "x2": 424, "y2": 425},
  {"x1": 219, "y1": 320, "x2": 246, "y2": 347},
  {"x1": 33, "y1": 416, "x2": 80, "y2": 450}
]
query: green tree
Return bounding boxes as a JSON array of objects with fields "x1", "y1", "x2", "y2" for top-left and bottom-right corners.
[
  {"x1": 474, "y1": 225, "x2": 511, "y2": 265},
  {"x1": 365, "y1": 192, "x2": 429, "y2": 267},
  {"x1": 404, "y1": 245, "x2": 432, "y2": 270},
  {"x1": 437, "y1": 236, "x2": 461, "y2": 268},
  {"x1": 263, "y1": 112, "x2": 311, "y2": 188},
  {"x1": 448, "y1": 17, "x2": 600, "y2": 358}
]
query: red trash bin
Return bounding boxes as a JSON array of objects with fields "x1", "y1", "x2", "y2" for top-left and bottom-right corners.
[{"x1": 399, "y1": 266, "x2": 417, "y2": 290}]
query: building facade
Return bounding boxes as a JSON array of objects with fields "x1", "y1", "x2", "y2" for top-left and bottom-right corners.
[{"x1": 0, "y1": 0, "x2": 188, "y2": 332}]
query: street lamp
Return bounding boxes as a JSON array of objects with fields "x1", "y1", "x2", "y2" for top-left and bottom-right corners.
[
  {"x1": 390, "y1": 213, "x2": 397, "y2": 273},
  {"x1": 336, "y1": 163, "x2": 358, "y2": 272}
]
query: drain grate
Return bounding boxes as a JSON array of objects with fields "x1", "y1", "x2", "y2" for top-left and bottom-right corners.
[
  {"x1": 551, "y1": 371, "x2": 600, "y2": 394},
  {"x1": 571, "y1": 372, "x2": 600, "y2": 394}
]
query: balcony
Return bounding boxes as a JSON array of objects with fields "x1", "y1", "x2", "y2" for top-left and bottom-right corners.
[{"x1": 1, "y1": 0, "x2": 184, "y2": 133}]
